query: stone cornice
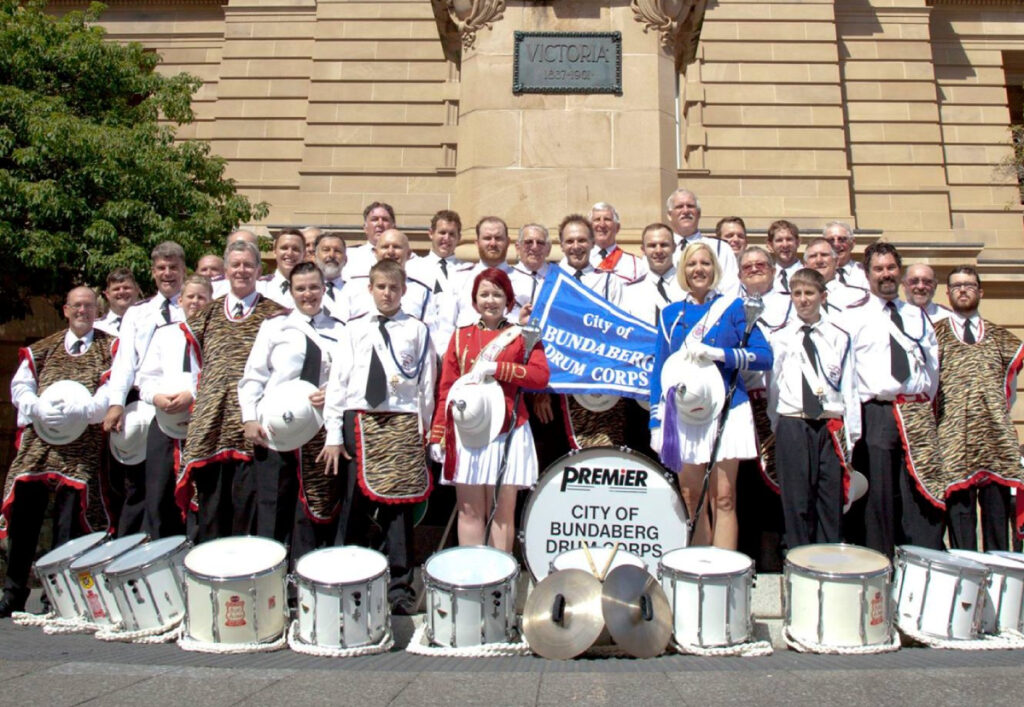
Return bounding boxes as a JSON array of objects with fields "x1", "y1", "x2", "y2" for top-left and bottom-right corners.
[
  {"x1": 442, "y1": 0, "x2": 506, "y2": 49},
  {"x1": 630, "y1": 0, "x2": 707, "y2": 68}
]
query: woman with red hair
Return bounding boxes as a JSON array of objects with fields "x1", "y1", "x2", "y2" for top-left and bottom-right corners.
[{"x1": 429, "y1": 268, "x2": 549, "y2": 551}]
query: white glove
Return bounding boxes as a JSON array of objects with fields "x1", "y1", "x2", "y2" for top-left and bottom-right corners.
[
  {"x1": 61, "y1": 399, "x2": 91, "y2": 421},
  {"x1": 650, "y1": 427, "x2": 663, "y2": 455},
  {"x1": 37, "y1": 401, "x2": 66, "y2": 427},
  {"x1": 19, "y1": 392, "x2": 41, "y2": 420},
  {"x1": 474, "y1": 360, "x2": 498, "y2": 378},
  {"x1": 429, "y1": 443, "x2": 445, "y2": 464},
  {"x1": 688, "y1": 342, "x2": 726, "y2": 363}
]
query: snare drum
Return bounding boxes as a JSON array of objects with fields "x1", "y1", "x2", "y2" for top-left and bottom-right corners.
[
  {"x1": 68, "y1": 534, "x2": 149, "y2": 625},
  {"x1": 520, "y1": 447, "x2": 689, "y2": 581},
  {"x1": 294, "y1": 546, "x2": 389, "y2": 649},
  {"x1": 659, "y1": 547, "x2": 753, "y2": 647},
  {"x1": 33, "y1": 532, "x2": 108, "y2": 620},
  {"x1": 785, "y1": 543, "x2": 892, "y2": 648},
  {"x1": 949, "y1": 549, "x2": 1024, "y2": 634},
  {"x1": 893, "y1": 545, "x2": 989, "y2": 641},
  {"x1": 104, "y1": 536, "x2": 190, "y2": 632},
  {"x1": 183, "y1": 536, "x2": 288, "y2": 644},
  {"x1": 423, "y1": 546, "x2": 518, "y2": 647},
  {"x1": 550, "y1": 546, "x2": 646, "y2": 578}
]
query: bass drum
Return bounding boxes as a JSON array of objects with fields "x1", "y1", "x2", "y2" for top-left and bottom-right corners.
[{"x1": 520, "y1": 447, "x2": 688, "y2": 581}]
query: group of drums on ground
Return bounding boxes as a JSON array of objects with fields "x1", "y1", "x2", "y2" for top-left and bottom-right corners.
[{"x1": 3, "y1": 187, "x2": 1022, "y2": 622}]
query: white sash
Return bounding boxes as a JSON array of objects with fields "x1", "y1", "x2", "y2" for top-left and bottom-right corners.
[
  {"x1": 473, "y1": 324, "x2": 523, "y2": 370},
  {"x1": 682, "y1": 293, "x2": 733, "y2": 348}
]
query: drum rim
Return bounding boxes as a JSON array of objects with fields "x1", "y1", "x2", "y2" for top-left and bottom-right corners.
[
  {"x1": 658, "y1": 547, "x2": 754, "y2": 578},
  {"x1": 518, "y1": 445, "x2": 687, "y2": 581},
  {"x1": 184, "y1": 556, "x2": 288, "y2": 584},
  {"x1": 784, "y1": 542, "x2": 891, "y2": 581},
  {"x1": 69, "y1": 535, "x2": 149, "y2": 573},
  {"x1": 295, "y1": 565, "x2": 389, "y2": 588},
  {"x1": 948, "y1": 549, "x2": 1024, "y2": 577},
  {"x1": 423, "y1": 545, "x2": 519, "y2": 590},
  {"x1": 105, "y1": 540, "x2": 191, "y2": 578},
  {"x1": 896, "y1": 546, "x2": 990, "y2": 575},
  {"x1": 294, "y1": 546, "x2": 389, "y2": 585},
  {"x1": 33, "y1": 532, "x2": 109, "y2": 573}
]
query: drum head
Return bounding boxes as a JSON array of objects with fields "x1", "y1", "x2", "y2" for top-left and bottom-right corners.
[
  {"x1": 69, "y1": 534, "x2": 148, "y2": 572},
  {"x1": 786, "y1": 543, "x2": 889, "y2": 578},
  {"x1": 660, "y1": 546, "x2": 752, "y2": 577},
  {"x1": 424, "y1": 546, "x2": 517, "y2": 588},
  {"x1": 106, "y1": 536, "x2": 189, "y2": 576},
  {"x1": 296, "y1": 546, "x2": 388, "y2": 584},
  {"x1": 551, "y1": 547, "x2": 645, "y2": 576},
  {"x1": 898, "y1": 545, "x2": 989, "y2": 574},
  {"x1": 520, "y1": 447, "x2": 689, "y2": 581},
  {"x1": 184, "y1": 536, "x2": 287, "y2": 579},
  {"x1": 950, "y1": 549, "x2": 1024, "y2": 575},
  {"x1": 34, "y1": 532, "x2": 108, "y2": 572}
]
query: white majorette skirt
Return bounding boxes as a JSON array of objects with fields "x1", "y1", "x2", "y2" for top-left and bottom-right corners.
[
  {"x1": 668, "y1": 401, "x2": 757, "y2": 469},
  {"x1": 444, "y1": 422, "x2": 538, "y2": 488}
]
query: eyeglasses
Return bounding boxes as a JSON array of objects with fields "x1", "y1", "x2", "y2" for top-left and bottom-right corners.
[
  {"x1": 949, "y1": 283, "x2": 979, "y2": 292},
  {"x1": 740, "y1": 262, "x2": 770, "y2": 273},
  {"x1": 905, "y1": 278, "x2": 935, "y2": 286}
]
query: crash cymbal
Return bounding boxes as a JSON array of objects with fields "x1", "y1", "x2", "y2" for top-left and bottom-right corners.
[
  {"x1": 522, "y1": 569, "x2": 605, "y2": 660},
  {"x1": 601, "y1": 565, "x2": 672, "y2": 658}
]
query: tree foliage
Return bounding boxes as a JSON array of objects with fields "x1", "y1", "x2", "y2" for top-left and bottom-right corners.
[{"x1": 0, "y1": 0, "x2": 267, "y2": 321}]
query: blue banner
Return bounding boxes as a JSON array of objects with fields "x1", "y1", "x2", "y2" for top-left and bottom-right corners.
[{"x1": 531, "y1": 268, "x2": 656, "y2": 400}]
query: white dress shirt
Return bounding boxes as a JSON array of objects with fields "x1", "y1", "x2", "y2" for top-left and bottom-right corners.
[
  {"x1": 94, "y1": 310, "x2": 124, "y2": 337},
  {"x1": 225, "y1": 290, "x2": 261, "y2": 320},
  {"x1": 621, "y1": 267, "x2": 685, "y2": 325},
  {"x1": 824, "y1": 279, "x2": 870, "y2": 311},
  {"x1": 836, "y1": 261, "x2": 869, "y2": 289},
  {"x1": 509, "y1": 262, "x2": 550, "y2": 310},
  {"x1": 260, "y1": 270, "x2": 295, "y2": 309},
  {"x1": 673, "y1": 232, "x2": 740, "y2": 297},
  {"x1": 137, "y1": 323, "x2": 201, "y2": 405},
  {"x1": 324, "y1": 310, "x2": 436, "y2": 445},
  {"x1": 107, "y1": 294, "x2": 184, "y2": 407},
  {"x1": 12, "y1": 329, "x2": 111, "y2": 426},
  {"x1": 557, "y1": 260, "x2": 624, "y2": 306},
  {"x1": 405, "y1": 253, "x2": 464, "y2": 295},
  {"x1": 774, "y1": 261, "x2": 803, "y2": 293},
  {"x1": 342, "y1": 243, "x2": 376, "y2": 281},
  {"x1": 923, "y1": 301, "x2": 952, "y2": 325},
  {"x1": 590, "y1": 244, "x2": 648, "y2": 284}
]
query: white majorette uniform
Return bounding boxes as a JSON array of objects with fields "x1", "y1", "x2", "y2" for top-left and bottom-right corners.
[
  {"x1": 672, "y1": 232, "x2": 740, "y2": 297},
  {"x1": 590, "y1": 244, "x2": 648, "y2": 284},
  {"x1": 768, "y1": 314, "x2": 861, "y2": 548},
  {"x1": 94, "y1": 309, "x2": 124, "y2": 337},
  {"x1": 774, "y1": 260, "x2": 803, "y2": 294},
  {"x1": 556, "y1": 260, "x2": 624, "y2": 307},
  {"x1": 260, "y1": 269, "x2": 295, "y2": 309},
  {"x1": 509, "y1": 262, "x2": 550, "y2": 309},
  {"x1": 621, "y1": 266, "x2": 685, "y2": 326},
  {"x1": 844, "y1": 293, "x2": 940, "y2": 557},
  {"x1": 835, "y1": 261, "x2": 869, "y2": 289}
]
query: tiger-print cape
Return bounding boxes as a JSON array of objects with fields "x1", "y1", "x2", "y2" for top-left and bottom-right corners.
[
  {"x1": 934, "y1": 319, "x2": 1024, "y2": 512},
  {"x1": 176, "y1": 295, "x2": 285, "y2": 512},
  {"x1": 1, "y1": 329, "x2": 114, "y2": 538},
  {"x1": 563, "y1": 396, "x2": 628, "y2": 449}
]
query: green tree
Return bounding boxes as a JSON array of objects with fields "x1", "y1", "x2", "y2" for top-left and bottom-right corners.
[{"x1": 0, "y1": 0, "x2": 267, "y2": 321}]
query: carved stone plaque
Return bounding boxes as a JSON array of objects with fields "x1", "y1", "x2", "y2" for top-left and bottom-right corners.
[{"x1": 513, "y1": 32, "x2": 622, "y2": 95}]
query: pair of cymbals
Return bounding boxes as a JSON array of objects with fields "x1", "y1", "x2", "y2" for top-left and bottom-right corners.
[{"x1": 522, "y1": 566, "x2": 671, "y2": 660}]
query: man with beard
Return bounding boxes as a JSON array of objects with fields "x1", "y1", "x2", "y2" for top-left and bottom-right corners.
[
  {"x1": 314, "y1": 231, "x2": 347, "y2": 310},
  {"x1": 589, "y1": 202, "x2": 646, "y2": 283},
  {"x1": 935, "y1": 266, "x2": 1024, "y2": 550},
  {"x1": 844, "y1": 243, "x2": 941, "y2": 556},
  {"x1": 345, "y1": 202, "x2": 398, "y2": 280},
  {"x1": 767, "y1": 220, "x2": 802, "y2": 293},
  {"x1": 802, "y1": 237, "x2": 869, "y2": 312},
  {"x1": 902, "y1": 263, "x2": 950, "y2": 324},
  {"x1": 665, "y1": 188, "x2": 739, "y2": 295},
  {"x1": 823, "y1": 221, "x2": 869, "y2": 289},
  {"x1": 96, "y1": 268, "x2": 141, "y2": 336}
]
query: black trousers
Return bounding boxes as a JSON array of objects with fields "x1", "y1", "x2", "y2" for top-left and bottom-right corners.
[
  {"x1": 253, "y1": 446, "x2": 299, "y2": 548},
  {"x1": 527, "y1": 393, "x2": 571, "y2": 473},
  {"x1": 189, "y1": 459, "x2": 256, "y2": 544},
  {"x1": 3, "y1": 482, "x2": 83, "y2": 600},
  {"x1": 143, "y1": 424, "x2": 185, "y2": 539},
  {"x1": 622, "y1": 398, "x2": 657, "y2": 463},
  {"x1": 849, "y1": 400, "x2": 944, "y2": 557},
  {"x1": 947, "y1": 483, "x2": 1012, "y2": 551},
  {"x1": 113, "y1": 455, "x2": 147, "y2": 537},
  {"x1": 776, "y1": 417, "x2": 844, "y2": 550}
]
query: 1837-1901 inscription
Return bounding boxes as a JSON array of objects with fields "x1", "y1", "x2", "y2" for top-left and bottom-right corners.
[{"x1": 513, "y1": 32, "x2": 622, "y2": 95}]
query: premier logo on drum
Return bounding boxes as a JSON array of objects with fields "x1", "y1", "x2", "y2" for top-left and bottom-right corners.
[{"x1": 559, "y1": 465, "x2": 649, "y2": 493}]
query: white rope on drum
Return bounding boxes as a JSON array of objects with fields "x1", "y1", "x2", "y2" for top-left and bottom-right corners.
[
  {"x1": 177, "y1": 630, "x2": 288, "y2": 654},
  {"x1": 405, "y1": 622, "x2": 533, "y2": 657},
  {"x1": 783, "y1": 626, "x2": 902, "y2": 655},
  {"x1": 898, "y1": 626, "x2": 1024, "y2": 651},
  {"x1": 286, "y1": 621, "x2": 394, "y2": 658},
  {"x1": 673, "y1": 639, "x2": 774, "y2": 657},
  {"x1": 94, "y1": 618, "x2": 184, "y2": 644}
]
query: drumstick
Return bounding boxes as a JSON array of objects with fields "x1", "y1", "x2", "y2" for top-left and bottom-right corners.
[
  {"x1": 580, "y1": 542, "x2": 600, "y2": 579},
  {"x1": 600, "y1": 542, "x2": 621, "y2": 582}
]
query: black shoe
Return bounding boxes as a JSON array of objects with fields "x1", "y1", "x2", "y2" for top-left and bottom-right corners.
[
  {"x1": 390, "y1": 598, "x2": 418, "y2": 616},
  {"x1": 0, "y1": 594, "x2": 27, "y2": 619}
]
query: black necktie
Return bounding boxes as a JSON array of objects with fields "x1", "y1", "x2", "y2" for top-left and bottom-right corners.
[
  {"x1": 439, "y1": 258, "x2": 448, "y2": 278},
  {"x1": 365, "y1": 317, "x2": 389, "y2": 408},
  {"x1": 599, "y1": 248, "x2": 608, "y2": 259},
  {"x1": 801, "y1": 325, "x2": 824, "y2": 418},
  {"x1": 780, "y1": 269, "x2": 789, "y2": 292},
  {"x1": 113, "y1": 316, "x2": 122, "y2": 329},
  {"x1": 233, "y1": 301, "x2": 244, "y2": 319},
  {"x1": 160, "y1": 298, "x2": 171, "y2": 324},
  {"x1": 434, "y1": 280, "x2": 442, "y2": 295},
  {"x1": 837, "y1": 268, "x2": 848, "y2": 285},
  {"x1": 326, "y1": 281, "x2": 334, "y2": 298},
  {"x1": 656, "y1": 276, "x2": 669, "y2": 303},
  {"x1": 300, "y1": 333, "x2": 322, "y2": 386},
  {"x1": 70, "y1": 339, "x2": 84, "y2": 355},
  {"x1": 963, "y1": 319, "x2": 976, "y2": 344},
  {"x1": 886, "y1": 301, "x2": 911, "y2": 384},
  {"x1": 280, "y1": 280, "x2": 289, "y2": 294},
  {"x1": 573, "y1": 269, "x2": 584, "y2": 281}
]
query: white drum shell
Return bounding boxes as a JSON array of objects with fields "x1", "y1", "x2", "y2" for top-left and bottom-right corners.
[
  {"x1": 659, "y1": 547, "x2": 753, "y2": 647},
  {"x1": 68, "y1": 535, "x2": 149, "y2": 626},
  {"x1": 785, "y1": 544, "x2": 892, "y2": 648},
  {"x1": 183, "y1": 537, "x2": 288, "y2": 644},
  {"x1": 423, "y1": 546, "x2": 519, "y2": 648},
  {"x1": 34, "y1": 532, "x2": 108, "y2": 620},
  {"x1": 294, "y1": 547, "x2": 390, "y2": 649},
  {"x1": 893, "y1": 547, "x2": 989, "y2": 641},
  {"x1": 105, "y1": 538, "x2": 190, "y2": 632},
  {"x1": 949, "y1": 549, "x2": 1024, "y2": 635}
]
